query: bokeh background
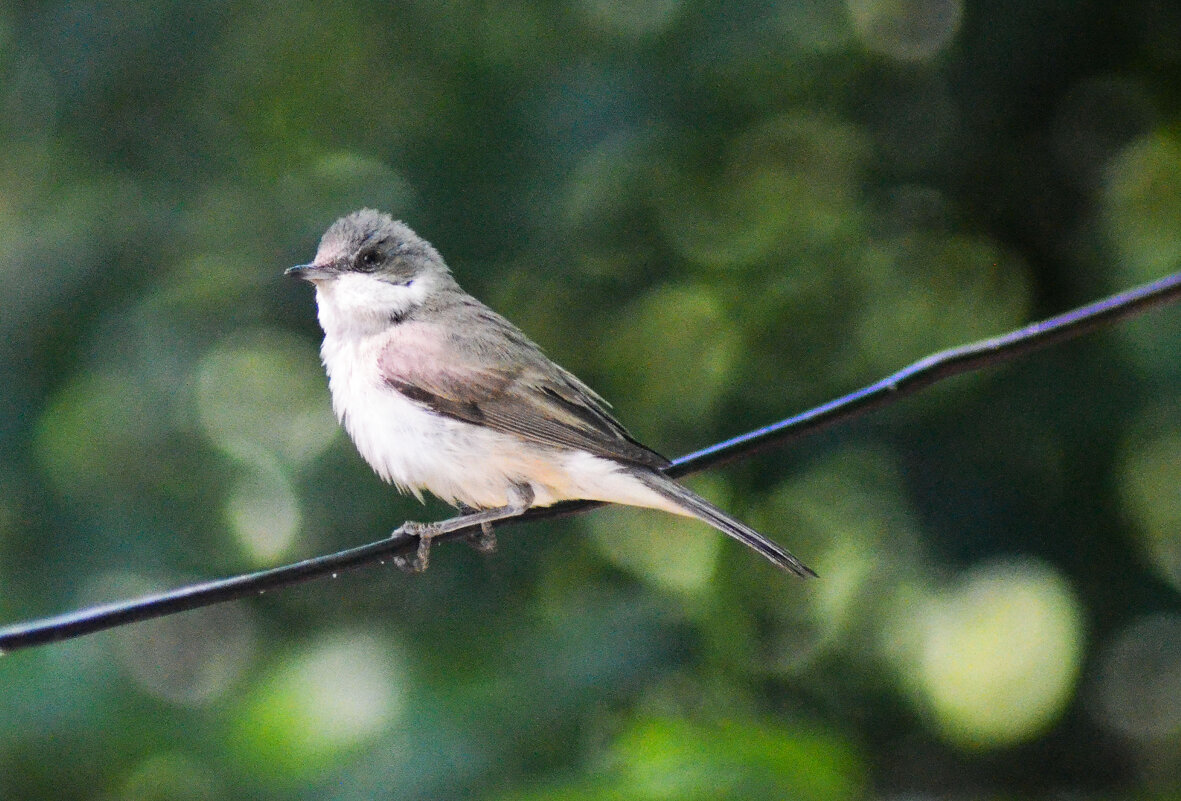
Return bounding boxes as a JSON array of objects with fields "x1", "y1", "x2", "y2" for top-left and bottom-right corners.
[{"x1": 2, "y1": 0, "x2": 1180, "y2": 798}]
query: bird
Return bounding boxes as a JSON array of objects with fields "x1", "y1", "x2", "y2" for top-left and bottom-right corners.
[{"x1": 286, "y1": 209, "x2": 814, "y2": 577}]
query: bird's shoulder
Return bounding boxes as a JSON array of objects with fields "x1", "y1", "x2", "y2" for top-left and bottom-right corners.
[{"x1": 377, "y1": 296, "x2": 670, "y2": 469}]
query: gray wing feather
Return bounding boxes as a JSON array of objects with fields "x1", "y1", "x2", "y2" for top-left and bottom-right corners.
[{"x1": 379, "y1": 303, "x2": 670, "y2": 470}]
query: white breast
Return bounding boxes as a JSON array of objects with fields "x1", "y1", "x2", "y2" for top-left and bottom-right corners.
[
  {"x1": 315, "y1": 280, "x2": 679, "y2": 514},
  {"x1": 322, "y1": 330, "x2": 465, "y2": 501},
  {"x1": 319, "y1": 329, "x2": 551, "y2": 508}
]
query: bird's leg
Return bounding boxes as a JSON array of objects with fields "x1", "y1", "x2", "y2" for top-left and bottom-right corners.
[{"x1": 392, "y1": 484, "x2": 535, "y2": 573}]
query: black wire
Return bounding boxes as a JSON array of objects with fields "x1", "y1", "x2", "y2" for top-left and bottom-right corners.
[{"x1": 1, "y1": 271, "x2": 1178, "y2": 653}]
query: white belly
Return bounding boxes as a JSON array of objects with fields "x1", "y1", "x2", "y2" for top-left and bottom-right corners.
[{"x1": 321, "y1": 331, "x2": 674, "y2": 513}]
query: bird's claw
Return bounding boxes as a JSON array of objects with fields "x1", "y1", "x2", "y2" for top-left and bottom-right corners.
[
  {"x1": 466, "y1": 521, "x2": 497, "y2": 554},
  {"x1": 393, "y1": 520, "x2": 440, "y2": 573}
]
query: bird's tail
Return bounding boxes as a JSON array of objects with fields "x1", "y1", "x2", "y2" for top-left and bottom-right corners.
[{"x1": 631, "y1": 470, "x2": 816, "y2": 578}]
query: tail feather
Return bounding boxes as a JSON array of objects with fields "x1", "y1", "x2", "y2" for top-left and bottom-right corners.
[{"x1": 633, "y1": 471, "x2": 816, "y2": 578}]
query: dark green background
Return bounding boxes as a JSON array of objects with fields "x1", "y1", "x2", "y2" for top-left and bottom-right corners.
[{"x1": 1, "y1": 1, "x2": 1179, "y2": 798}]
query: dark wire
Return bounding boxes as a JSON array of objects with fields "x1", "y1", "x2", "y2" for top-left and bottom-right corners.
[{"x1": 2, "y1": 271, "x2": 1179, "y2": 653}]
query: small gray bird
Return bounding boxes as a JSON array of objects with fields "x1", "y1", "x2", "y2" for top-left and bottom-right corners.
[{"x1": 287, "y1": 209, "x2": 813, "y2": 577}]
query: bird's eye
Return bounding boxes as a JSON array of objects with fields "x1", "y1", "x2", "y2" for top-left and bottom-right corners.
[{"x1": 357, "y1": 250, "x2": 382, "y2": 271}]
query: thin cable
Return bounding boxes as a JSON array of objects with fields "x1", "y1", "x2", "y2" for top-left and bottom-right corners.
[{"x1": 1, "y1": 271, "x2": 1178, "y2": 653}]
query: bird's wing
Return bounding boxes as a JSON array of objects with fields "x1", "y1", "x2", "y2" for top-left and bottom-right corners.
[{"x1": 378, "y1": 307, "x2": 670, "y2": 470}]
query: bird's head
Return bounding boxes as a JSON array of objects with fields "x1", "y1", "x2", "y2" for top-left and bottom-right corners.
[{"x1": 288, "y1": 210, "x2": 455, "y2": 337}]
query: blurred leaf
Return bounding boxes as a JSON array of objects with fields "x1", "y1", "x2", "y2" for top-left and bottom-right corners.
[
  {"x1": 194, "y1": 328, "x2": 339, "y2": 466},
  {"x1": 118, "y1": 753, "x2": 220, "y2": 801},
  {"x1": 1104, "y1": 131, "x2": 1181, "y2": 280},
  {"x1": 1117, "y1": 406, "x2": 1181, "y2": 592},
  {"x1": 227, "y1": 632, "x2": 405, "y2": 782},
  {"x1": 886, "y1": 559, "x2": 1085, "y2": 749},
  {"x1": 599, "y1": 283, "x2": 739, "y2": 438},
  {"x1": 2, "y1": 2, "x2": 1179, "y2": 799},
  {"x1": 496, "y1": 716, "x2": 863, "y2": 801},
  {"x1": 655, "y1": 113, "x2": 869, "y2": 270},
  {"x1": 609, "y1": 717, "x2": 863, "y2": 801}
]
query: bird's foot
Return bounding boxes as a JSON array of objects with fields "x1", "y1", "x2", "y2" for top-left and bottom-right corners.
[
  {"x1": 466, "y1": 521, "x2": 497, "y2": 554},
  {"x1": 394, "y1": 487, "x2": 531, "y2": 572},
  {"x1": 393, "y1": 520, "x2": 440, "y2": 573},
  {"x1": 455, "y1": 504, "x2": 499, "y2": 554}
]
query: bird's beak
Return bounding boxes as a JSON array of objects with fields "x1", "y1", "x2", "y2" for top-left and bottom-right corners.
[{"x1": 285, "y1": 262, "x2": 333, "y2": 281}]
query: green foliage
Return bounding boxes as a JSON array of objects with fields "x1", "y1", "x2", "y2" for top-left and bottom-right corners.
[{"x1": 1, "y1": 0, "x2": 1179, "y2": 799}]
